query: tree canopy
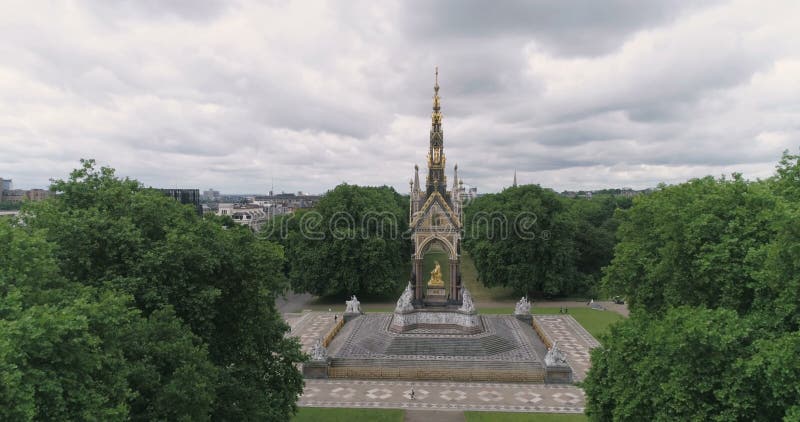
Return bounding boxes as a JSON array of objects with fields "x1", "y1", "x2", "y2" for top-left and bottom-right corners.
[
  {"x1": 584, "y1": 151, "x2": 800, "y2": 421},
  {"x1": 267, "y1": 183, "x2": 410, "y2": 298},
  {"x1": 462, "y1": 184, "x2": 628, "y2": 297},
  {"x1": 2, "y1": 159, "x2": 304, "y2": 421}
]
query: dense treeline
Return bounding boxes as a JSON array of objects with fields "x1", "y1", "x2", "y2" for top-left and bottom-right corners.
[
  {"x1": 462, "y1": 184, "x2": 631, "y2": 298},
  {"x1": 0, "y1": 200, "x2": 22, "y2": 210},
  {"x1": 584, "y1": 151, "x2": 800, "y2": 421},
  {"x1": 0, "y1": 160, "x2": 304, "y2": 421},
  {"x1": 266, "y1": 183, "x2": 410, "y2": 298}
]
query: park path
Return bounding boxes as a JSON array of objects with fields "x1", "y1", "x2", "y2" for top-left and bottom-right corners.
[
  {"x1": 299, "y1": 379, "x2": 585, "y2": 413},
  {"x1": 277, "y1": 291, "x2": 314, "y2": 313}
]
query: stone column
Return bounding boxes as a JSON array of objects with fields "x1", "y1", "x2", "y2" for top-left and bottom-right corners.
[
  {"x1": 414, "y1": 258, "x2": 423, "y2": 301},
  {"x1": 449, "y1": 259, "x2": 459, "y2": 302}
]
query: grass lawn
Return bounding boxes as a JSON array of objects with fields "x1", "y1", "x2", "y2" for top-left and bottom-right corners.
[
  {"x1": 461, "y1": 252, "x2": 516, "y2": 302},
  {"x1": 465, "y1": 412, "x2": 588, "y2": 422},
  {"x1": 292, "y1": 408, "x2": 403, "y2": 422},
  {"x1": 532, "y1": 307, "x2": 624, "y2": 339},
  {"x1": 476, "y1": 306, "x2": 622, "y2": 339}
]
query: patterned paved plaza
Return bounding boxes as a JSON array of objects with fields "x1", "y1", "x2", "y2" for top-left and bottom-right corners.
[
  {"x1": 287, "y1": 311, "x2": 598, "y2": 413},
  {"x1": 300, "y1": 379, "x2": 585, "y2": 413}
]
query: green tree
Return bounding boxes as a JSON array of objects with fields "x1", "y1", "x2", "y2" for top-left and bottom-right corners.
[
  {"x1": 0, "y1": 220, "x2": 216, "y2": 421},
  {"x1": 568, "y1": 194, "x2": 631, "y2": 295},
  {"x1": 0, "y1": 200, "x2": 23, "y2": 210},
  {"x1": 602, "y1": 175, "x2": 777, "y2": 316},
  {"x1": 268, "y1": 183, "x2": 409, "y2": 297},
  {"x1": 585, "y1": 151, "x2": 800, "y2": 421},
  {"x1": 463, "y1": 184, "x2": 624, "y2": 297},
  {"x1": 584, "y1": 307, "x2": 757, "y2": 421},
  {"x1": 20, "y1": 159, "x2": 304, "y2": 420}
]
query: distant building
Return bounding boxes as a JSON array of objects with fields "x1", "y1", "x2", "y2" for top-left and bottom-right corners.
[
  {"x1": 25, "y1": 189, "x2": 53, "y2": 201},
  {"x1": 202, "y1": 188, "x2": 220, "y2": 202},
  {"x1": 216, "y1": 203, "x2": 268, "y2": 231},
  {"x1": 252, "y1": 193, "x2": 320, "y2": 216},
  {"x1": 159, "y1": 188, "x2": 202, "y2": 215},
  {"x1": 2, "y1": 189, "x2": 26, "y2": 203},
  {"x1": 459, "y1": 186, "x2": 478, "y2": 203},
  {"x1": 0, "y1": 179, "x2": 53, "y2": 203},
  {"x1": 559, "y1": 188, "x2": 652, "y2": 199}
]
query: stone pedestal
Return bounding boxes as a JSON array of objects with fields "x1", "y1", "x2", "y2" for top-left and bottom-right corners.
[
  {"x1": 545, "y1": 366, "x2": 573, "y2": 384},
  {"x1": 514, "y1": 314, "x2": 532, "y2": 323},
  {"x1": 424, "y1": 286, "x2": 447, "y2": 306},
  {"x1": 343, "y1": 312, "x2": 361, "y2": 323},
  {"x1": 303, "y1": 360, "x2": 330, "y2": 379},
  {"x1": 389, "y1": 308, "x2": 482, "y2": 334}
]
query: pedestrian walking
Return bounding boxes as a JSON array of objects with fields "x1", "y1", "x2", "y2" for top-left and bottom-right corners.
[{"x1": 410, "y1": 386, "x2": 415, "y2": 400}]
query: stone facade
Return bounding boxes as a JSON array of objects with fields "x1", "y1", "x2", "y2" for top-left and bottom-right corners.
[
  {"x1": 408, "y1": 69, "x2": 466, "y2": 306},
  {"x1": 388, "y1": 308, "x2": 482, "y2": 334}
]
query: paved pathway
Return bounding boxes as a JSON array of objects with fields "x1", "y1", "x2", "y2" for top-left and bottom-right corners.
[
  {"x1": 299, "y1": 379, "x2": 585, "y2": 413},
  {"x1": 533, "y1": 315, "x2": 599, "y2": 381},
  {"x1": 288, "y1": 312, "x2": 600, "y2": 413},
  {"x1": 277, "y1": 291, "x2": 314, "y2": 313},
  {"x1": 287, "y1": 311, "x2": 337, "y2": 351}
]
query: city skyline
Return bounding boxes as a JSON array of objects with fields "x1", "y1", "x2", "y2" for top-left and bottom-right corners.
[{"x1": 1, "y1": 1, "x2": 798, "y2": 193}]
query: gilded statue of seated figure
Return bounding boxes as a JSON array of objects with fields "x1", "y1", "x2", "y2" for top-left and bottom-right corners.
[{"x1": 427, "y1": 261, "x2": 445, "y2": 287}]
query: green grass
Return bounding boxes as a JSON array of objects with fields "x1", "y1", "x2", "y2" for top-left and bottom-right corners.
[
  {"x1": 475, "y1": 306, "x2": 622, "y2": 339},
  {"x1": 465, "y1": 412, "x2": 588, "y2": 422},
  {"x1": 461, "y1": 252, "x2": 516, "y2": 302},
  {"x1": 292, "y1": 408, "x2": 403, "y2": 422},
  {"x1": 534, "y1": 307, "x2": 623, "y2": 339},
  {"x1": 292, "y1": 408, "x2": 587, "y2": 422}
]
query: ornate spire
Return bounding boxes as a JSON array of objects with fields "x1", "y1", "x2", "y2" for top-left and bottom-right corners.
[
  {"x1": 452, "y1": 163, "x2": 459, "y2": 192},
  {"x1": 413, "y1": 164, "x2": 420, "y2": 194},
  {"x1": 431, "y1": 66, "x2": 442, "y2": 130},
  {"x1": 513, "y1": 169, "x2": 518, "y2": 187},
  {"x1": 426, "y1": 67, "x2": 447, "y2": 197}
]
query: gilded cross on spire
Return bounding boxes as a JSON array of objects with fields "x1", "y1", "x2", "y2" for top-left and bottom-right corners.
[{"x1": 432, "y1": 66, "x2": 441, "y2": 114}]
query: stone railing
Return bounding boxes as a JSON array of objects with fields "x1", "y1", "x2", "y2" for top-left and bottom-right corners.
[
  {"x1": 323, "y1": 317, "x2": 345, "y2": 348},
  {"x1": 531, "y1": 317, "x2": 552, "y2": 349}
]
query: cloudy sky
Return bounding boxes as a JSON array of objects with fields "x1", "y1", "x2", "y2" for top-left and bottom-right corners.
[{"x1": 1, "y1": 0, "x2": 798, "y2": 194}]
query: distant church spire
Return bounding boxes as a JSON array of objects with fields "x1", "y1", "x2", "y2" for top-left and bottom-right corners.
[{"x1": 513, "y1": 169, "x2": 518, "y2": 187}]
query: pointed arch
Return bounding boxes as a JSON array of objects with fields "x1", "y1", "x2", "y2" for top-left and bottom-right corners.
[{"x1": 416, "y1": 235, "x2": 457, "y2": 260}]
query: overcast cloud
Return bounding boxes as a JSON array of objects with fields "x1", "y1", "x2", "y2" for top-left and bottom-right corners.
[{"x1": 1, "y1": 0, "x2": 798, "y2": 194}]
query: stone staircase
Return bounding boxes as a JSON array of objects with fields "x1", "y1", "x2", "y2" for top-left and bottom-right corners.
[
  {"x1": 384, "y1": 334, "x2": 516, "y2": 356},
  {"x1": 328, "y1": 357, "x2": 545, "y2": 382},
  {"x1": 326, "y1": 314, "x2": 549, "y2": 383}
]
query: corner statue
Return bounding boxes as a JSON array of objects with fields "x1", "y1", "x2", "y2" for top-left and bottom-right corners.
[{"x1": 427, "y1": 261, "x2": 445, "y2": 287}]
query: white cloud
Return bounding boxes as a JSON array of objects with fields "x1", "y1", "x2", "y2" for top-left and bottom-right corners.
[{"x1": 0, "y1": 0, "x2": 797, "y2": 194}]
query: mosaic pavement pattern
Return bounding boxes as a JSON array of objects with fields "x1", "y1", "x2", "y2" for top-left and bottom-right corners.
[
  {"x1": 286, "y1": 311, "x2": 337, "y2": 352},
  {"x1": 299, "y1": 379, "x2": 585, "y2": 413}
]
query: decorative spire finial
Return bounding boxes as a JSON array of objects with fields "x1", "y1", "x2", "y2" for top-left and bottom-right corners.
[{"x1": 432, "y1": 67, "x2": 441, "y2": 112}]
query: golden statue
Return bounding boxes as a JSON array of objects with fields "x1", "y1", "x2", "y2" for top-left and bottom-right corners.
[{"x1": 427, "y1": 261, "x2": 445, "y2": 287}]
